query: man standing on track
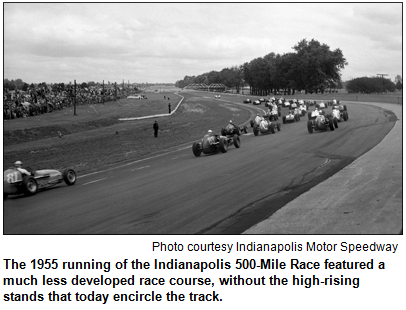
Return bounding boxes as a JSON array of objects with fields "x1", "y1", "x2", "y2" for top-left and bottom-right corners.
[{"x1": 153, "y1": 120, "x2": 159, "y2": 138}]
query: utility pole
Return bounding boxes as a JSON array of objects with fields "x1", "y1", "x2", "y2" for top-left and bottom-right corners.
[{"x1": 74, "y1": 79, "x2": 77, "y2": 115}]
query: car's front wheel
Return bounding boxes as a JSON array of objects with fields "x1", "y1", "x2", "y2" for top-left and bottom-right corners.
[
  {"x1": 219, "y1": 137, "x2": 228, "y2": 153},
  {"x1": 233, "y1": 135, "x2": 241, "y2": 148},
  {"x1": 307, "y1": 120, "x2": 313, "y2": 134},
  {"x1": 63, "y1": 169, "x2": 77, "y2": 185},
  {"x1": 192, "y1": 142, "x2": 202, "y2": 157}
]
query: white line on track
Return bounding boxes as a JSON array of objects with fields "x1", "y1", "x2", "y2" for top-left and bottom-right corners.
[
  {"x1": 131, "y1": 166, "x2": 150, "y2": 171},
  {"x1": 82, "y1": 178, "x2": 106, "y2": 186}
]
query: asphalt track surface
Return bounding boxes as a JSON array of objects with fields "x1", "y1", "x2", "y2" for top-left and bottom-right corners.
[{"x1": 3, "y1": 93, "x2": 397, "y2": 234}]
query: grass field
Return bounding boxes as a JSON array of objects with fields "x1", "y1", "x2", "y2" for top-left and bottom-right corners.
[{"x1": 3, "y1": 88, "x2": 401, "y2": 175}]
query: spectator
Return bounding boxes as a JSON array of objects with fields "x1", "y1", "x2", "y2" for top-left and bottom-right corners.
[{"x1": 168, "y1": 103, "x2": 171, "y2": 114}]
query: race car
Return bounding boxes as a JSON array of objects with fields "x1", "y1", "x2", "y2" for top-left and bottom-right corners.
[
  {"x1": 282, "y1": 100, "x2": 291, "y2": 107},
  {"x1": 215, "y1": 94, "x2": 221, "y2": 98},
  {"x1": 253, "y1": 118, "x2": 281, "y2": 136},
  {"x1": 192, "y1": 132, "x2": 240, "y2": 157},
  {"x1": 265, "y1": 108, "x2": 280, "y2": 121},
  {"x1": 283, "y1": 110, "x2": 301, "y2": 124},
  {"x1": 253, "y1": 99, "x2": 261, "y2": 105},
  {"x1": 315, "y1": 102, "x2": 327, "y2": 109},
  {"x1": 4, "y1": 167, "x2": 76, "y2": 199},
  {"x1": 243, "y1": 99, "x2": 251, "y2": 104},
  {"x1": 289, "y1": 99, "x2": 298, "y2": 110},
  {"x1": 221, "y1": 122, "x2": 248, "y2": 136},
  {"x1": 250, "y1": 113, "x2": 266, "y2": 127},
  {"x1": 307, "y1": 109, "x2": 337, "y2": 134},
  {"x1": 259, "y1": 98, "x2": 266, "y2": 103},
  {"x1": 297, "y1": 101, "x2": 308, "y2": 116},
  {"x1": 331, "y1": 104, "x2": 349, "y2": 122}
]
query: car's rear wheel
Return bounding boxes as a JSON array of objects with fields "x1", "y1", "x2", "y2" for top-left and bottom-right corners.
[
  {"x1": 219, "y1": 137, "x2": 228, "y2": 153},
  {"x1": 192, "y1": 142, "x2": 202, "y2": 157},
  {"x1": 253, "y1": 124, "x2": 259, "y2": 136},
  {"x1": 63, "y1": 169, "x2": 77, "y2": 185},
  {"x1": 233, "y1": 135, "x2": 241, "y2": 148},
  {"x1": 270, "y1": 123, "x2": 275, "y2": 134},
  {"x1": 22, "y1": 176, "x2": 37, "y2": 196},
  {"x1": 329, "y1": 118, "x2": 335, "y2": 131},
  {"x1": 277, "y1": 123, "x2": 281, "y2": 131},
  {"x1": 344, "y1": 111, "x2": 348, "y2": 121},
  {"x1": 307, "y1": 120, "x2": 313, "y2": 134},
  {"x1": 283, "y1": 116, "x2": 286, "y2": 124},
  {"x1": 333, "y1": 118, "x2": 338, "y2": 128}
]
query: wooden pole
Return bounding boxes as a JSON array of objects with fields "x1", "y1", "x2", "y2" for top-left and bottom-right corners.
[{"x1": 102, "y1": 80, "x2": 105, "y2": 105}]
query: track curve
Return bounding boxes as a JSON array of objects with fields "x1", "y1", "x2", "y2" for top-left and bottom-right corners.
[{"x1": 3, "y1": 94, "x2": 396, "y2": 234}]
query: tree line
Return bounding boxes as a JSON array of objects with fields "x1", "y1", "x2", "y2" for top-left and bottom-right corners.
[
  {"x1": 346, "y1": 77, "x2": 400, "y2": 94},
  {"x1": 176, "y1": 38, "x2": 348, "y2": 95}
]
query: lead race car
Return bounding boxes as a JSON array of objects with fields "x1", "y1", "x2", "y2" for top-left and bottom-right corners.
[
  {"x1": 192, "y1": 130, "x2": 240, "y2": 157},
  {"x1": 307, "y1": 109, "x2": 337, "y2": 134},
  {"x1": 4, "y1": 167, "x2": 76, "y2": 199}
]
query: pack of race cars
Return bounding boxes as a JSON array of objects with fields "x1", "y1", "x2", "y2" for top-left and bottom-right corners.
[
  {"x1": 5, "y1": 96, "x2": 349, "y2": 199},
  {"x1": 192, "y1": 97, "x2": 349, "y2": 157}
]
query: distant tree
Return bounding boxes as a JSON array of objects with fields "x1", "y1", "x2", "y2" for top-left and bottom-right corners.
[
  {"x1": 291, "y1": 39, "x2": 347, "y2": 94},
  {"x1": 395, "y1": 80, "x2": 402, "y2": 90},
  {"x1": 346, "y1": 77, "x2": 396, "y2": 93},
  {"x1": 394, "y1": 75, "x2": 402, "y2": 90},
  {"x1": 22, "y1": 83, "x2": 29, "y2": 91}
]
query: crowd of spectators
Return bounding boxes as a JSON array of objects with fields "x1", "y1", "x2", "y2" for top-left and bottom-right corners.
[{"x1": 4, "y1": 85, "x2": 135, "y2": 120}]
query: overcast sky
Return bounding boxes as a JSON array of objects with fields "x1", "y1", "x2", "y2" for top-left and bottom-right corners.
[{"x1": 3, "y1": 3, "x2": 402, "y2": 85}]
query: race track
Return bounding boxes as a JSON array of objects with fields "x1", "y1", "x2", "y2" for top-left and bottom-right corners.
[{"x1": 3, "y1": 93, "x2": 396, "y2": 234}]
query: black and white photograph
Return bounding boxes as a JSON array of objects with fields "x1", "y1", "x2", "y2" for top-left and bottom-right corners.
[
  {"x1": 2, "y1": 3, "x2": 404, "y2": 310},
  {"x1": 3, "y1": 3, "x2": 402, "y2": 235}
]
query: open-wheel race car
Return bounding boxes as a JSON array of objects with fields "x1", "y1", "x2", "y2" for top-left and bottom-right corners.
[
  {"x1": 243, "y1": 98, "x2": 251, "y2": 104},
  {"x1": 265, "y1": 108, "x2": 280, "y2": 121},
  {"x1": 307, "y1": 109, "x2": 338, "y2": 134},
  {"x1": 221, "y1": 122, "x2": 248, "y2": 136},
  {"x1": 289, "y1": 99, "x2": 298, "y2": 110},
  {"x1": 283, "y1": 110, "x2": 301, "y2": 124},
  {"x1": 192, "y1": 131, "x2": 240, "y2": 157},
  {"x1": 297, "y1": 100, "x2": 308, "y2": 116},
  {"x1": 252, "y1": 117, "x2": 281, "y2": 136},
  {"x1": 315, "y1": 102, "x2": 327, "y2": 109},
  {"x1": 215, "y1": 94, "x2": 221, "y2": 98},
  {"x1": 331, "y1": 104, "x2": 349, "y2": 122},
  {"x1": 4, "y1": 167, "x2": 76, "y2": 199}
]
